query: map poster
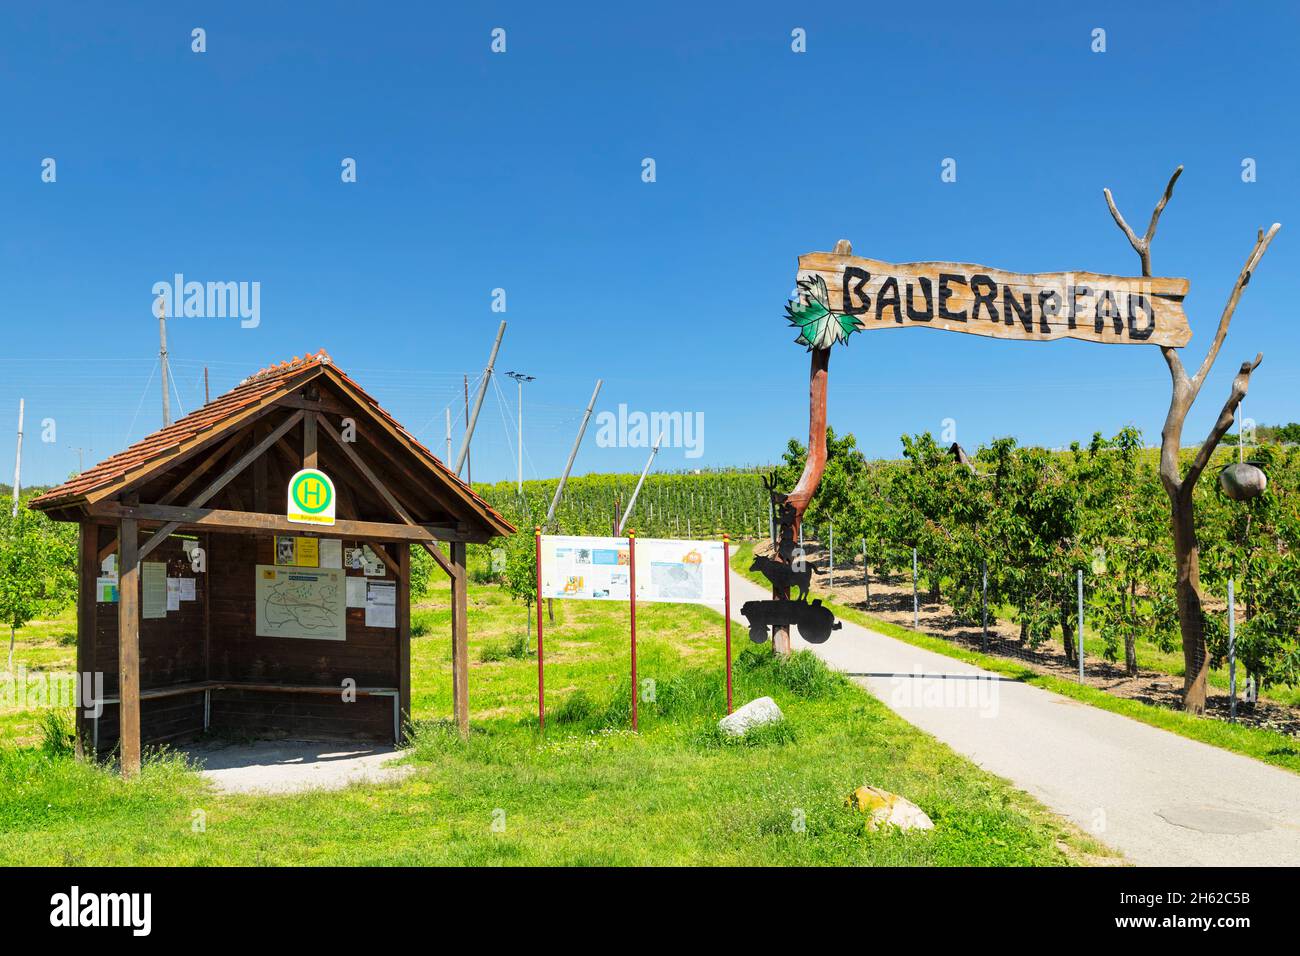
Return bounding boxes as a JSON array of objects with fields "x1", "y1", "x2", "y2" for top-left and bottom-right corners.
[
  {"x1": 254, "y1": 564, "x2": 346, "y2": 641},
  {"x1": 633, "y1": 538, "x2": 726, "y2": 605},
  {"x1": 539, "y1": 535, "x2": 631, "y2": 601}
]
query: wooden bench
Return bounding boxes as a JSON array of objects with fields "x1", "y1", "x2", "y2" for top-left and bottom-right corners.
[{"x1": 93, "y1": 681, "x2": 401, "y2": 749}]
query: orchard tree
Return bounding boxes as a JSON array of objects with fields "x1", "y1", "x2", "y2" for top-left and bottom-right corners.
[
  {"x1": 1, "y1": 503, "x2": 76, "y2": 672},
  {"x1": 1104, "y1": 167, "x2": 1281, "y2": 713}
]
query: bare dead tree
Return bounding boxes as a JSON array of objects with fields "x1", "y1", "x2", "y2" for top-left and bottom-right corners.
[{"x1": 1103, "y1": 165, "x2": 1281, "y2": 714}]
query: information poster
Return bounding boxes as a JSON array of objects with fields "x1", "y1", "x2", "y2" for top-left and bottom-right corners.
[
  {"x1": 633, "y1": 538, "x2": 726, "y2": 605},
  {"x1": 275, "y1": 535, "x2": 320, "y2": 567},
  {"x1": 539, "y1": 536, "x2": 631, "y2": 601},
  {"x1": 254, "y1": 565, "x2": 346, "y2": 641},
  {"x1": 365, "y1": 581, "x2": 396, "y2": 628},
  {"x1": 142, "y1": 562, "x2": 167, "y2": 619}
]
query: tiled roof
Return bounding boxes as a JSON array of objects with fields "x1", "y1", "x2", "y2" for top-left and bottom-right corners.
[{"x1": 29, "y1": 349, "x2": 513, "y2": 535}]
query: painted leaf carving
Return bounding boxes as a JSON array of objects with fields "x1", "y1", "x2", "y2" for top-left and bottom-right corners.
[{"x1": 785, "y1": 275, "x2": 862, "y2": 350}]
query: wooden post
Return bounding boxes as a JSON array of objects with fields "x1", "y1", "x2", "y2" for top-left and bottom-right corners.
[
  {"x1": 450, "y1": 540, "x2": 469, "y2": 739},
  {"x1": 75, "y1": 522, "x2": 97, "y2": 757},
  {"x1": 117, "y1": 518, "x2": 141, "y2": 777},
  {"x1": 397, "y1": 543, "x2": 411, "y2": 744}
]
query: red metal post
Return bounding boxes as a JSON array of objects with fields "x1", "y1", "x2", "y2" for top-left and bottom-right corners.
[
  {"x1": 723, "y1": 534, "x2": 733, "y2": 714},
  {"x1": 628, "y1": 531, "x2": 638, "y2": 732},
  {"x1": 535, "y1": 526, "x2": 544, "y2": 732}
]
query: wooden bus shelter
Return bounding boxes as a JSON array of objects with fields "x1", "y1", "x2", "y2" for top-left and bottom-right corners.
[{"x1": 30, "y1": 350, "x2": 513, "y2": 776}]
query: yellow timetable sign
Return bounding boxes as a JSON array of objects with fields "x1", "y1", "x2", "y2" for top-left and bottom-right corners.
[{"x1": 287, "y1": 468, "x2": 336, "y2": 525}]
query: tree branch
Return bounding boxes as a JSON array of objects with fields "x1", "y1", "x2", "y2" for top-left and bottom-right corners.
[
  {"x1": 1190, "y1": 223, "x2": 1281, "y2": 393},
  {"x1": 1104, "y1": 166, "x2": 1191, "y2": 492},
  {"x1": 1185, "y1": 353, "x2": 1262, "y2": 492},
  {"x1": 1103, "y1": 165, "x2": 1183, "y2": 276}
]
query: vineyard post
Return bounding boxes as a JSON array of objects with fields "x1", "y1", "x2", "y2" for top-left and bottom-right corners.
[
  {"x1": 1076, "y1": 569, "x2": 1085, "y2": 683},
  {"x1": 543, "y1": 378, "x2": 602, "y2": 529},
  {"x1": 1103, "y1": 166, "x2": 1280, "y2": 714},
  {"x1": 912, "y1": 547, "x2": 919, "y2": 628},
  {"x1": 829, "y1": 522, "x2": 834, "y2": 588},
  {"x1": 11, "y1": 398, "x2": 23, "y2": 517},
  {"x1": 768, "y1": 498, "x2": 775, "y2": 546},
  {"x1": 455, "y1": 319, "x2": 506, "y2": 478},
  {"x1": 981, "y1": 561, "x2": 989, "y2": 653},
  {"x1": 862, "y1": 537, "x2": 869, "y2": 609},
  {"x1": 1228, "y1": 578, "x2": 1237, "y2": 720}
]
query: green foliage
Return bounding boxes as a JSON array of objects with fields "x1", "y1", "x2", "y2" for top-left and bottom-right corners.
[
  {"x1": 38, "y1": 709, "x2": 75, "y2": 759},
  {"x1": 0, "y1": 501, "x2": 77, "y2": 670},
  {"x1": 474, "y1": 469, "x2": 769, "y2": 541},
  {"x1": 778, "y1": 426, "x2": 1300, "y2": 689},
  {"x1": 409, "y1": 545, "x2": 435, "y2": 599}
]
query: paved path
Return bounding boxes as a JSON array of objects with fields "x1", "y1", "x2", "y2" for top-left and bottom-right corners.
[{"x1": 722, "y1": 572, "x2": 1300, "y2": 866}]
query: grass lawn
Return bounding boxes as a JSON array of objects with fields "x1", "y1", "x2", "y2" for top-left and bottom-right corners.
[
  {"x1": 730, "y1": 542, "x2": 1300, "y2": 775},
  {"x1": 0, "y1": 572, "x2": 1114, "y2": 866}
]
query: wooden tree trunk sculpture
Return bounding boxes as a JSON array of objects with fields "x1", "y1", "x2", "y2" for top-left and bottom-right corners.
[{"x1": 1103, "y1": 166, "x2": 1280, "y2": 714}]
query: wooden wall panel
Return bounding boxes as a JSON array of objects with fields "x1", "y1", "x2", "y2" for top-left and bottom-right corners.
[
  {"x1": 207, "y1": 533, "x2": 399, "y2": 689},
  {"x1": 209, "y1": 690, "x2": 391, "y2": 741},
  {"x1": 91, "y1": 530, "x2": 206, "y2": 695}
]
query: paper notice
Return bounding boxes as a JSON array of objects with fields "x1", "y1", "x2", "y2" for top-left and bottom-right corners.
[
  {"x1": 179, "y1": 578, "x2": 197, "y2": 601},
  {"x1": 166, "y1": 578, "x2": 181, "y2": 611},
  {"x1": 96, "y1": 577, "x2": 119, "y2": 603},
  {"x1": 365, "y1": 581, "x2": 396, "y2": 628},
  {"x1": 346, "y1": 576, "x2": 368, "y2": 609},
  {"x1": 361, "y1": 546, "x2": 386, "y2": 577},
  {"x1": 319, "y1": 539, "x2": 343, "y2": 569},
  {"x1": 296, "y1": 537, "x2": 319, "y2": 568},
  {"x1": 143, "y1": 563, "x2": 167, "y2": 619}
]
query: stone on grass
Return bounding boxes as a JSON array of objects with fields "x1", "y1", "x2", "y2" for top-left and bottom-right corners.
[
  {"x1": 718, "y1": 696, "x2": 784, "y2": 737},
  {"x1": 846, "y1": 785, "x2": 934, "y2": 832}
]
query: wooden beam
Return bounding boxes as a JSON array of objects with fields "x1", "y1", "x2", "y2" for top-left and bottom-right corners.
[
  {"x1": 397, "y1": 543, "x2": 411, "y2": 745},
  {"x1": 303, "y1": 412, "x2": 317, "y2": 469},
  {"x1": 253, "y1": 422, "x2": 269, "y2": 513},
  {"x1": 274, "y1": 392, "x2": 350, "y2": 415},
  {"x1": 156, "y1": 428, "x2": 249, "y2": 507},
  {"x1": 91, "y1": 501, "x2": 463, "y2": 544},
  {"x1": 450, "y1": 540, "x2": 469, "y2": 739},
  {"x1": 117, "y1": 517, "x2": 141, "y2": 777},
  {"x1": 315, "y1": 413, "x2": 456, "y2": 574},
  {"x1": 137, "y1": 410, "x2": 305, "y2": 562},
  {"x1": 76, "y1": 522, "x2": 97, "y2": 757}
]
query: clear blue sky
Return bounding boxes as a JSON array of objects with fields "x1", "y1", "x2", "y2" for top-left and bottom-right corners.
[{"x1": 3, "y1": 1, "x2": 1297, "y2": 488}]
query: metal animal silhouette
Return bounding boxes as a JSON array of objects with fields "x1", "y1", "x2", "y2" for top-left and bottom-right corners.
[{"x1": 749, "y1": 553, "x2": 816, "y2": 602}]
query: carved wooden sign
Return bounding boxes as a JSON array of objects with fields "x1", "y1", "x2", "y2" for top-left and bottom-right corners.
[{"x1": 792, "y1": 252, "x2": 1192, "y2": 347}]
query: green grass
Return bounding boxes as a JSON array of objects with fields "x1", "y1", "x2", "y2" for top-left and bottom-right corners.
[
  {"x1": 731, "y1": 542, "x2": 1300, "y2": 775},
  {"x1": 0, "y1": 575, "x2": 1114, "y2": 866}
]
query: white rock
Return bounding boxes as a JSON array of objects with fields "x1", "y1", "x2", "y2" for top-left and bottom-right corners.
[
  {"x1": 847, "y1": 785, "x2": 935, "y2": 832},
  {"x1": 718, "y1": 696, "x2": 784, "y2": 736}
]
